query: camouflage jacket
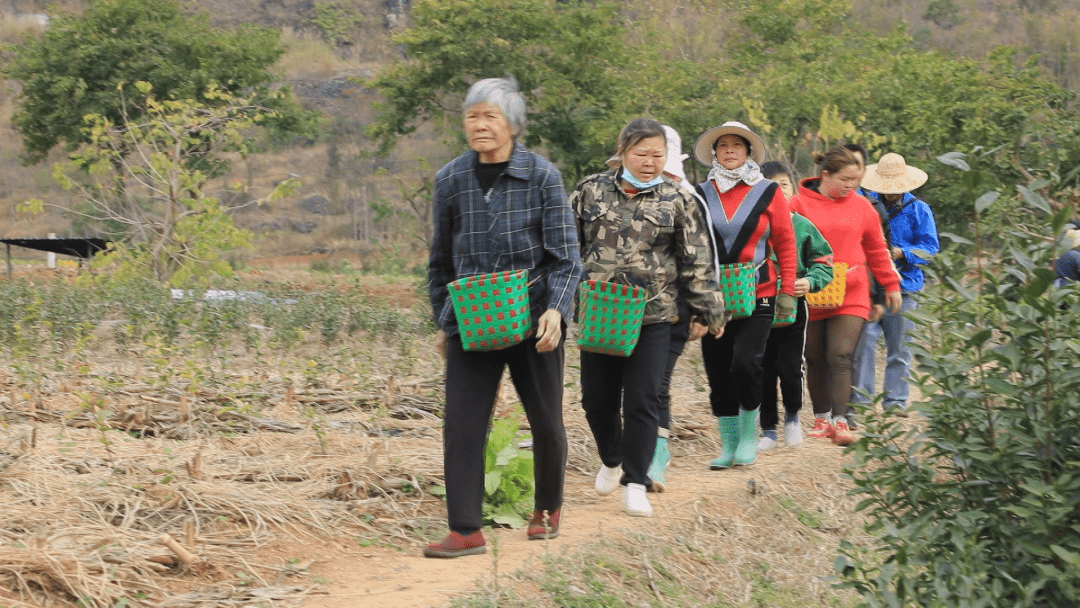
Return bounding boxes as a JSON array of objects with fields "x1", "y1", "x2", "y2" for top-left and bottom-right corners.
[{"x1": 570, "y1": 169, "x2": 725, "y2": 329}]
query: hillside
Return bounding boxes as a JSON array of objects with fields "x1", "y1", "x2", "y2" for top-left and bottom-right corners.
[{"x1": 0, "y1": 0, "x2": 1077, "y2": 269}]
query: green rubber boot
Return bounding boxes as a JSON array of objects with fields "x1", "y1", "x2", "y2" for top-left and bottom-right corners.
[
  {"x1": 710, "y1": 416, "x2": 739, "y2": 470},
  {"x1": 647, "y1": 432, "x2": 670, "y2": 492},
  {"x1": 734, "y1": 407, "x2": 759, "y2": 466}
]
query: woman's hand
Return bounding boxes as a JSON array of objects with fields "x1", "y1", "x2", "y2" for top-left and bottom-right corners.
[
  {"x1": 869, "y1": 303, "x2": 886, "y2": 322},
  {"x1": 885, "y1": 291, "x2": 903, "y2": 314},
  {"x1": 535, "y1": 309, "x2": 563, "y2": 353},
  {"x1": 688, "y1": 321, "x2": 709, "y2": 341},
  {"x1": 793, "y1": 278, "x2": 811, "y2": 297}
]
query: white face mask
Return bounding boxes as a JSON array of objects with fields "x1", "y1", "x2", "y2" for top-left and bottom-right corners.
[{"x1": 621, "y1": 169, "x2": 664, "y2": 190}]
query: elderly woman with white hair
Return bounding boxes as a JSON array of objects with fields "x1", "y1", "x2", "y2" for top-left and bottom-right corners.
[{"x1": 425, "y1": 76, "x2": 583, "y2": 558}]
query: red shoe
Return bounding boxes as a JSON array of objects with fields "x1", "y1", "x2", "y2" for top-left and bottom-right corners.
[
  {"x1": 832, "y1": 420, "x2": 856, "y2": 446},
  {"x1": 423, "y1": 530, "x2": 486, "y2": 558},
  {"x1": 526, "y1": 509, "x2": 561, "y2": 540},
  {"x1": 807, "y1": 417, "x2": 833, "y2": 439}
]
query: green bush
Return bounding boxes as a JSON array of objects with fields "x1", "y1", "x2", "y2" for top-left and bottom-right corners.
[
  {"x1": 482, "y1": 414, "x2": 535, "y2": 529},
  {"x1": 836, "y1": 158, "x2": 1080, "y2": 606}
]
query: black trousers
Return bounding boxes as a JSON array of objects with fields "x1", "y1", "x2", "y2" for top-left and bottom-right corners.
[
  {"x1": 443, "y1": 330, "x2": 567, "y2": 532},
  {"x1": 657, "y1": 301, "x2": 692, "y2": 430},
  {"x1": 760, "y1": 297, "x2": 808, "y2": 431},
  {"x1": 580, "y1": 322, "x2": 670, "y2": 486},
  {"x1": 701, "y1": 298, "x2": 775, "y2": 418}
]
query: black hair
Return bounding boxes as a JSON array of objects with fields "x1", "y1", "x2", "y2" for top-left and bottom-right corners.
[{"x1": 760, "y1": 161, "x2": 795, "y2": 182}]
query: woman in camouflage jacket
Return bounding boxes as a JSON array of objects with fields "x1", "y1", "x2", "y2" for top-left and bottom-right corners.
[{"x1": 570, "y1": 118, "x2": 725, "y2": 518}]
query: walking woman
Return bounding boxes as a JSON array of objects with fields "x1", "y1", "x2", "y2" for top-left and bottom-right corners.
[
  {"x1": 426, "y1": 77, "x2": 583, "y2": 557},
  {"x1": 572, "y1": 118, "x2": 725, "y2": 518},
  {"x1": 789, "y1": 146, "x2": 901, "y2": 446},
  {"x1": 691, "y1": 121, "x2": 798, "y2": 469}
]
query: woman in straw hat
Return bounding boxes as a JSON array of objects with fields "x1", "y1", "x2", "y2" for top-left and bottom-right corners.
[
  {"x1": 691, "y1": 121, "x2": 798, "y2": 470},
  {"x1": 851, "y1": 152, "x2": 938, "y2": 417},
  {"x1": 571, "y1": 117, "x2": 726, "y2": 518},
  {"x1": 788, "y1": 146, "x2": 902, "y2": 446}
]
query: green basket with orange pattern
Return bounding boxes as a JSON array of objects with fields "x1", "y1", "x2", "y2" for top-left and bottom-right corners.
[
  {"x1": 576, "y1": 280, "x2": 647, "y2": 357},
  {"x1": 717, "y1": 262, "x2": 757, "y2": 320},
  {"x1": 447, "y1": 270, "x2": 532, "y2": 351}
]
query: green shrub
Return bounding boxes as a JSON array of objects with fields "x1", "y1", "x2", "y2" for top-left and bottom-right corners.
[
  {"x1": 836, "y1": 157, "x2": 1080, "y2": 606},
  {"x1": 482, "y1": 414, "x2": 535, "y2": 529}
]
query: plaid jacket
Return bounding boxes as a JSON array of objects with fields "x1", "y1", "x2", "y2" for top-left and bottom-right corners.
[
  {"x1": 428, "y1": 143, "x2": 583, "y2": 336},
  {"x1": 571, "y1": 169, "x2": 725, "y2": 329}
]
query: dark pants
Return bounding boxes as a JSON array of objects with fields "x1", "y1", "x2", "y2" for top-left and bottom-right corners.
[
  {"x1": 657, "y1": 300, "x2": 691, "y2": 430},
  {"x1": 580, "y1": 322, "x2": 670, "y2": 486},
  {"x1": 443, "y1": 330, "x2": 567, "y2": 532},
  {"x1": 701, "y1": 298, "x2": 775, "y2": 418},
  {"x1": 804, "y1": 314, "x2": 866, "y2": 419},
  {"x1": 760, "y1": 297, "x2": 808, "y2": 431}
]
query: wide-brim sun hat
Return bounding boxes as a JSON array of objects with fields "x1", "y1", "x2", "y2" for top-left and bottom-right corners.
[
  {"x1": 861, "y1": 153, "x2": 928, "y2": 194},
  {"x1": 662, "y1": 125, "x2": 690, "y2": 181},
  {"x1": 693, "y1": 121, "x2": 767, "y2": 167}
]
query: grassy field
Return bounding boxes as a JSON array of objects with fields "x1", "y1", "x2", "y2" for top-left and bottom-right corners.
[{"x1": 0, "y1": 262, "x2": 883, "y2": 608}]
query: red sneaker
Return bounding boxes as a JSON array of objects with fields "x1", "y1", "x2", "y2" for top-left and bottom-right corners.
[
  {"x1": 807, "y1": 417, "x2": 833, "y2": 439},
  {"x1": 526, "y1": 509, "x2": 561, "y2": 540},
  {"x1": 832, "y1": 420, "x2": 856, "y2": 446},
  {"x1": 423, "y1": 530, "x2": 486, "y2": 558}
]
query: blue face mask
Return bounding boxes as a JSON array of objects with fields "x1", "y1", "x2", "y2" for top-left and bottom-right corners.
[{"x1": 621, "y1": 169, "x2": 664, "y2": 190}]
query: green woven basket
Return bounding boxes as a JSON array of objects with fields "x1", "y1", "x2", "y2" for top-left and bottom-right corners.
[
  {"x1": 577, "y1": 280, "x2": 647, "y2": 357},
  {"x1": 447, "y1": 270, "x2": 532, "y2": 351},
  {"x1": 717, "y1": 262, "x2": 756, "y2": 320}
]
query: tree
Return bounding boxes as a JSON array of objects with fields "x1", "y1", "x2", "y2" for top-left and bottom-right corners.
[
  {"x1": 25, "y1": 84, "x2": 297, "y2": 285},
  {"x1": 837, "y1": 158, "x2": 1080, "y2": 607},
  {"x1": 5, "y1": 0, "x2": 317, "y2": 166},
  {"x1": 368, "y1": 0, "x2": 638, "y2": 186}
]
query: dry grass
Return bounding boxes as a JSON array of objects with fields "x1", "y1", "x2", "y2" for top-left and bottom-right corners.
[
  {"x1": 0, "y1": 326, "x2": 449, "y2": 606},
  {"x1": 276, "y1": 33, "x2": 354, "y2": 80},
  {"x1": 0, "y1": 270, "x2": 896, "y2": 608}
]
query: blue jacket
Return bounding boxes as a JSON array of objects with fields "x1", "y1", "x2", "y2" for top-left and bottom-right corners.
[{"x1": 864, "y1": 191, "x2": 939, "y2": 293}]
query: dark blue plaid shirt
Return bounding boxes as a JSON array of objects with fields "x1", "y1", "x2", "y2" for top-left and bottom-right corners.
[{"x1": 428, "y1": 143, "x2": 583, "y2": 336}]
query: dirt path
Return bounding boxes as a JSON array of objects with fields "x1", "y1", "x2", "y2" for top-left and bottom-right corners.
[{"x1": 299, "y1": 433, "x2": 847, "y2": 608}]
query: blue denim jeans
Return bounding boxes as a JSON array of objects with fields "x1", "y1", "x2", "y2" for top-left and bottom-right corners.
[{"x1": 852, "y1": 294, "x2": 918, "y2": 409}]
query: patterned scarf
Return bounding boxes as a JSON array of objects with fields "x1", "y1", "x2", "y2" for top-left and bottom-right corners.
[{"x1": 707, "y1": 159, "x2": 763, "y2": 193}]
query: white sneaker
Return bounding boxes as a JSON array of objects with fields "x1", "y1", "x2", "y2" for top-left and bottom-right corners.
[
  {"x1": 622, "y1": 483, "x2": 652, "y2": 517},
  {"x1": 784, "y1": 421, "x2": 803, "y2": 448},
  {"x1": 757, "y1": 436, "x2": 778, "y2": 452},
  {"x1": 595, "y1": 464, "x2": 621, "y2": 496}
]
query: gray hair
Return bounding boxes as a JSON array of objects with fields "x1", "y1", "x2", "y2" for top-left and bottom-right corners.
[{"x1": 463, "y1": 76, "x2": 526, "y2": 138}]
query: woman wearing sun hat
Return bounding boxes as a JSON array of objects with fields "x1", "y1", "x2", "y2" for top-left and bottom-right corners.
[
  {"x1": 692, "y1": 121, "x2": 798, "y2": 470},
  {"x1": 788, "y1": 146, "x2": 902, "y2": 446},
  {"x1": 851, "y1": 153, "x2": 938, "y2": 417}
]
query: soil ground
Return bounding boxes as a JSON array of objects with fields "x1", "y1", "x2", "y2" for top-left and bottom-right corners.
[
  {"x1": 299, "y1": 442, "x2": 850, "y2": 608},
  {"x1": 294, "y1": 341, "x2": 889, "y2": 608}
]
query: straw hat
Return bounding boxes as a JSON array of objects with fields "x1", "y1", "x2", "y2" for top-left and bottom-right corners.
[
  {"x1": 861, "y1": 153, "x2": 928, "y2": 194},
  {"x1": 662, "y1": 125, "x2": 689, "y2": 181},
  {"x1": 693, "y1": 121, "x2": 766, "y2": 167},
  {"x1": 1062, "y1": 227, "x2": 1080, "y2": 250}
]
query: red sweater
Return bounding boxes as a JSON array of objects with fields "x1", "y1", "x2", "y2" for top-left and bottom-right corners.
[
  {"x1": 700, "y1": 181, "x2": 797, "y2": 299},
  {"x1": 790, "y1": 178, "x2": 900, "y2": 321}
]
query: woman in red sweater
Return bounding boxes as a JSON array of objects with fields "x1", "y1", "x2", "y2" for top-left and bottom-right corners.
[
  {"x1": 789, "y1": 146, "x2": 902, "y2": 445},
  {"x1": 692, "y1": 121, "x2": 798, "y2": 468}
]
